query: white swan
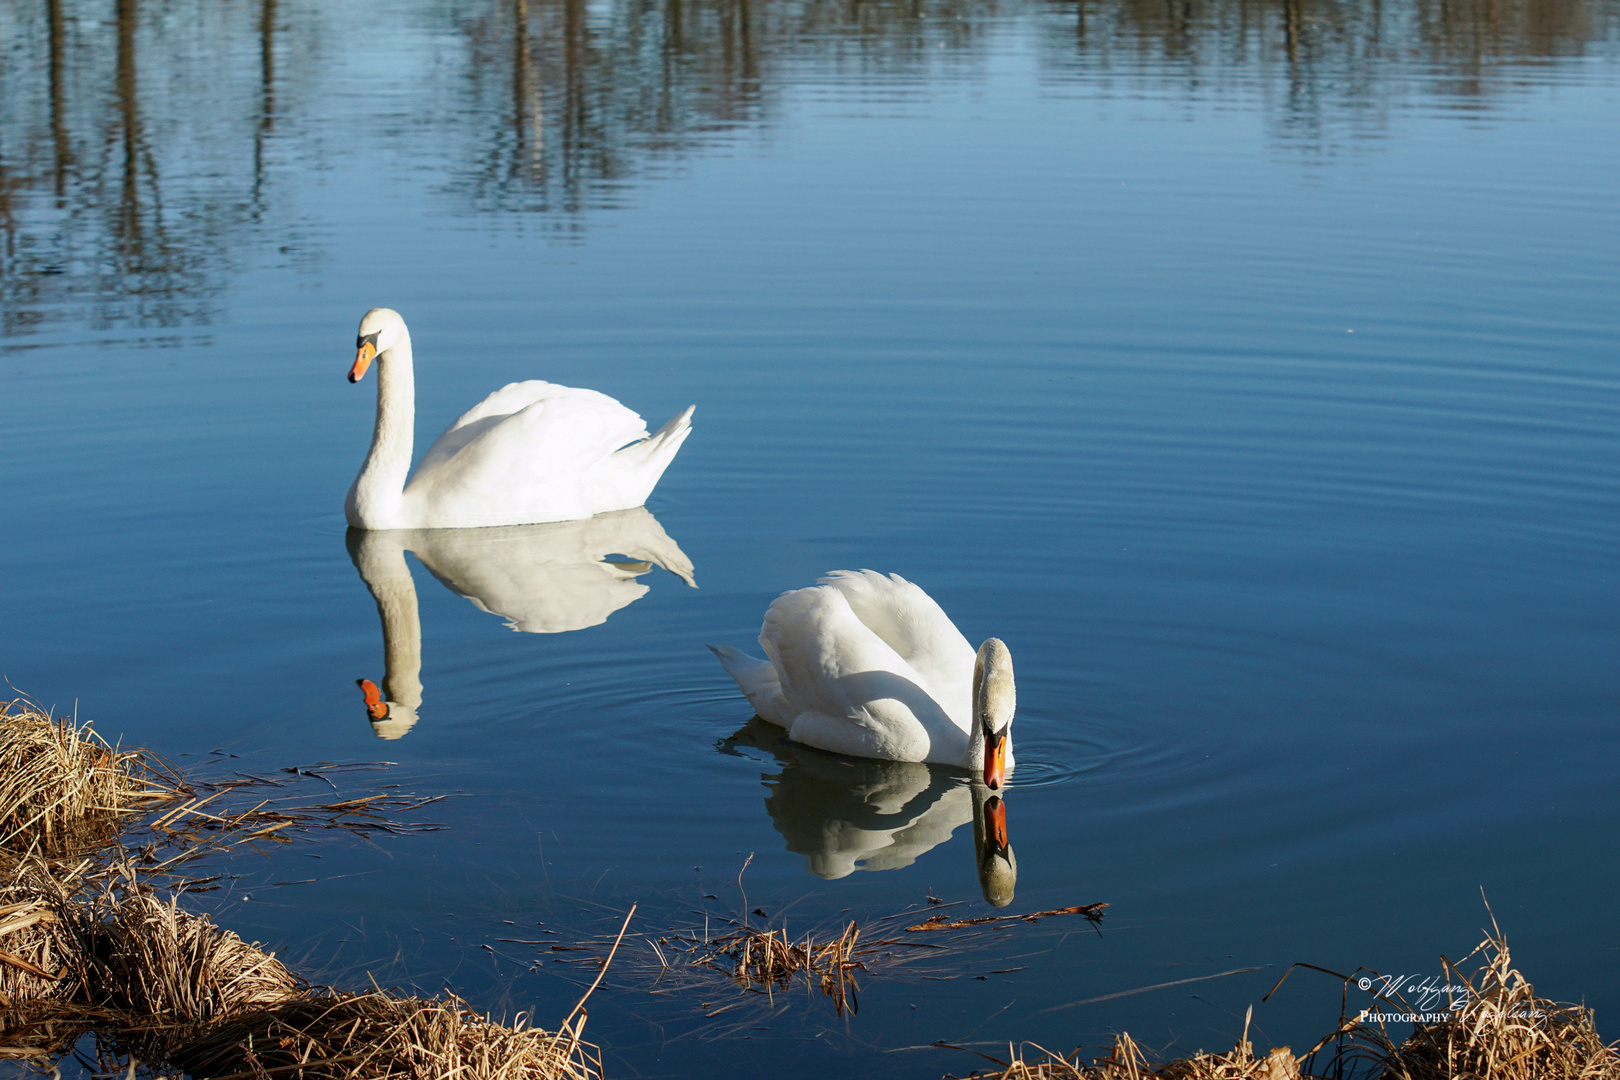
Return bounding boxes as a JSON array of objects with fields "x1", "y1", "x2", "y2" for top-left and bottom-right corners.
[
  {"x1": 710, "y1": 570, "x2": 1016, "y2": 788},
  {"x1": 345, "y1": 308, "x2": 694, "y2": 530}
]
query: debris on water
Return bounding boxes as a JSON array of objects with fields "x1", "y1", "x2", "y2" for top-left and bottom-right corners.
[{"x1": 906, "y1": 902, "x2": 1108, "y2": 932}]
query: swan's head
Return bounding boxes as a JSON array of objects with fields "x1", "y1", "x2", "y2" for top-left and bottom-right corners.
[
  {"x1": 973, "y1": 637, "x2": 1015, "y2": 790},
  {"x1": 349, "y1": 308, "x2": 407, "y2": 383},
  {"x1": 976, "y1": 793, "x2": 1017, "y2": 907},
  {"x1": 357, "y1": 677, "x2": 418, "y2": 740}
]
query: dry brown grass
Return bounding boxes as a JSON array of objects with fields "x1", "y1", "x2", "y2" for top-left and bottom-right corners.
[
  {"x1": 0, "y1": 858, "x2": 98, "y2": 1007},
  {"x1": 1364, "y1": 918, "x2": 1620, "y2": 1080},
  {"x1": 92, "y1": 884, "x2": 302, "y2": 1024},
  {"x1": 164, "y1": 909, "x2": 631, "y2": 1079},
  {"x1": 949, "y1": 1020, "x2": 1301, "y2": 1080},
  {"x1": 1, "y1": 698, "x2": 444, "y2": 884},
  {"x1": 0, "y1": 693, "x2": 601, "y2": 1080},
  {"x1": 592, "y1": 861, "x2": 1109, "y2": 1028},
  {"x1": 0, "y1": 858, "x2": 625, "y2": 1078},
  {"x1": 173, "y1": 989, "x2": 601, "y2": 1080},
  {"x1": 695, "y1": 919, "x2": 868, "y2": 1016},
  {"x1": 952, "y1": 919, "x2": 1620, "y2": 1080},
  {"x1": 0, "y1": 869, "x2": 614, "y2": 1079},
  {"x1": 0, "y1": 699, "x2": 184, "y2": 858}
]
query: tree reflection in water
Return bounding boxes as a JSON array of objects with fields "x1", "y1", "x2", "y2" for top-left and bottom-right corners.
[{"x1": 0, "y1": 0, "x2": 1613, "y2": 336}]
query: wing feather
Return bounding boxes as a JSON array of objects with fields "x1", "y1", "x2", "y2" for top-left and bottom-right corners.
[
  {"x1": 404, "y1": 384, "x2": 651, "y2": 527},
  {"x1": 415, "y1": 381, "x2": 647, "y2": 478},
  {"x1": 816, "y1": 570, "x2": 975, "y2": 720},
  {"x1": 759, "y1": 583, "x2": 953, "y2": 760}
]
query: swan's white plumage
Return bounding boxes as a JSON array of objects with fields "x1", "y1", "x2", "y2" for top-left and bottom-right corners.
[
  {"x1": 711, "y1": 570, "x2": 1013, "y2": 772},
  {"x1": 346, "y1": 309, "x2": 693, "y2": 530}
]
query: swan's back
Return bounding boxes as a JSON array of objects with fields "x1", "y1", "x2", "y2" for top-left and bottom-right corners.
[
  {"x1": 816, "y1": 571, "x2": 976, "y2": 718},
  {"x1": 403, "y1": 381, "x2": 654, "y2": 527},
  {"x1": 753, "y1": 571, "x2": 977, "y2": 761},
  {"x1": 414, "y1": 381, "x2": 647, "y2": 479}
]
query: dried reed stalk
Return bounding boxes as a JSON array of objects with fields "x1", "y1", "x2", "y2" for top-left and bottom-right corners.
[
  {"x1": 135, "y1": 785, "x2": 449, "y2": 884},
  {"x1": 906, "y1": 903, "x2": 1107, "y2": 933},
  {"x1": 0, "y1": 700, "x2": 184, "y2": 858},
  {"x1": 813, "y1": 921, "x2": 864, "y2": 1017}
]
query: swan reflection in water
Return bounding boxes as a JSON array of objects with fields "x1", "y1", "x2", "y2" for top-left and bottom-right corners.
[
  {"x1": 347, "y1": 506, "x2": 696, "y2": 739},
  {"x1": 722, "y1": 719, "x2": 1017, "y2": 906}
]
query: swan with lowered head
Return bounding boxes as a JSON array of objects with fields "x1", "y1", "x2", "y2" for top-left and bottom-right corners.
[
  {"x1": 345, "y1": 308, "x2": 694, "y2": 530},
  {"x1": 710, "y1": 570, "x2": 1016, "y2": 788}
]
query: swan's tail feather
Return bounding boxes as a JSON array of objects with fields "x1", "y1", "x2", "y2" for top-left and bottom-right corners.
[
  {"x1": 598, "y1": 405, "x2": 695, "y2": 510},
  {"x1": 708, "y1": 643, "x2": 791, "y2": 727}
]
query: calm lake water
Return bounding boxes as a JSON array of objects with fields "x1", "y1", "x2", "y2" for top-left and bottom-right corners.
[{"x1": 2, "y1": 0, "x2": 1618, "y2": 1074}]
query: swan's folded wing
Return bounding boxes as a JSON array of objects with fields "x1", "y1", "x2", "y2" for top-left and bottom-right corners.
[
  {"x1": 762, "y1": 585, "x2": 949, "y2": 754},
  {"x1": 404, "y1": 389, "x2": 651, "y2": 525},
  {"x1": 817, "y1": 570, "x2": 976, "y2": 714},
  {"x1": 415, "y1": 381, "x2": 649, "y2": 478}
]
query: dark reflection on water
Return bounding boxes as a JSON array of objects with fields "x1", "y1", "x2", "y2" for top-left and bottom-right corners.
[
  {"x1": 346, "y1": 507, "x2": 696, "y2": 739},
  {"x1": 453, "y1": 0, "x2": 1014, "y2": 219},
  {"x1": 722, "y1": 718, "x2": 1018, "y2": 906},
  {"x1": 2, "y1": 0, "x2": 1615, "y2": 335},
  {"x1": 1043, "y1": 0, "x2": 1620, "y2": 146},
  {"x1": 0, "y1": 0, "x2": 287, "y2": 337}
]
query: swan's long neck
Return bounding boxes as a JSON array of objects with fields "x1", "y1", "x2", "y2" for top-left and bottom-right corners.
[
  {"x1": 347, "y1": 330, "x2": 415, "y2": 529},
  {"x1": 973, "y1": 638, "x2": 1016, "y2": 734}
]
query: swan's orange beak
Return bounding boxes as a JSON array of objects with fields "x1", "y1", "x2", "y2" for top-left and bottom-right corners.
[
  {"x1": 983, "y1": 730, "x2": 1007, "y2": 790},
  {"x1": 350, "y1": 341, "x2": 376, "y2": 383},
  {"x1": 984, "y1": 794, "x2": 1008, "y2": 850},
  {"x1": 357, "y1": 678, "x2": 389, "y2": 720}
]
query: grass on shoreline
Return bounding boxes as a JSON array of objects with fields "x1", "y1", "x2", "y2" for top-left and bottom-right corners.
[
  {"x1": 0, "y1": 698, "x2": 184, "y2": 858},
  {"x1": 953, "y1": 916, "x2": 1620, "y2": 1080},
  {"x1": 0, "y1": 699, "x2": 608, "y2": 1079}
]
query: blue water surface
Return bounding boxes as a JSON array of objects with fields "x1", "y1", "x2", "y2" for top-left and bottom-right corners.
[{"x1": 1, "y1": 0, "x2": 1618, "y2": 1075}]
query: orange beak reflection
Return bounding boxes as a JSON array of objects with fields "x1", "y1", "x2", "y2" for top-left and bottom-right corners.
[
  {"x1": 357, "y1": 678, "x2": 389, "y2": 720},
  {"x1": 983, "y1": 730, "x2": 1007, "y2": 790},
  {"x1": 349, "y1": 341, "x2": 376, "y2": 383},
  {"x1": 984, "y1": 794, "x2": 1009, "y2": 850}
]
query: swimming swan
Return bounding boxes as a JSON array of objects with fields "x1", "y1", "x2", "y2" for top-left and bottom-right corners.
[
  {"x1": 345, "y1": 308, "x2": 694, "y2": 530},
  {"x1": 710, "y1": 570, "x2": 1016, "y2": 788}
]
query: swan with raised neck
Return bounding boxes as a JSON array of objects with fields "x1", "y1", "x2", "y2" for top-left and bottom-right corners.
[
  {"x1": 345, "y1": 307, "x2": 695, "y2": 530},
  {"x1": 346, "y1": 308, "x2": 417, "y2": 529}
]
